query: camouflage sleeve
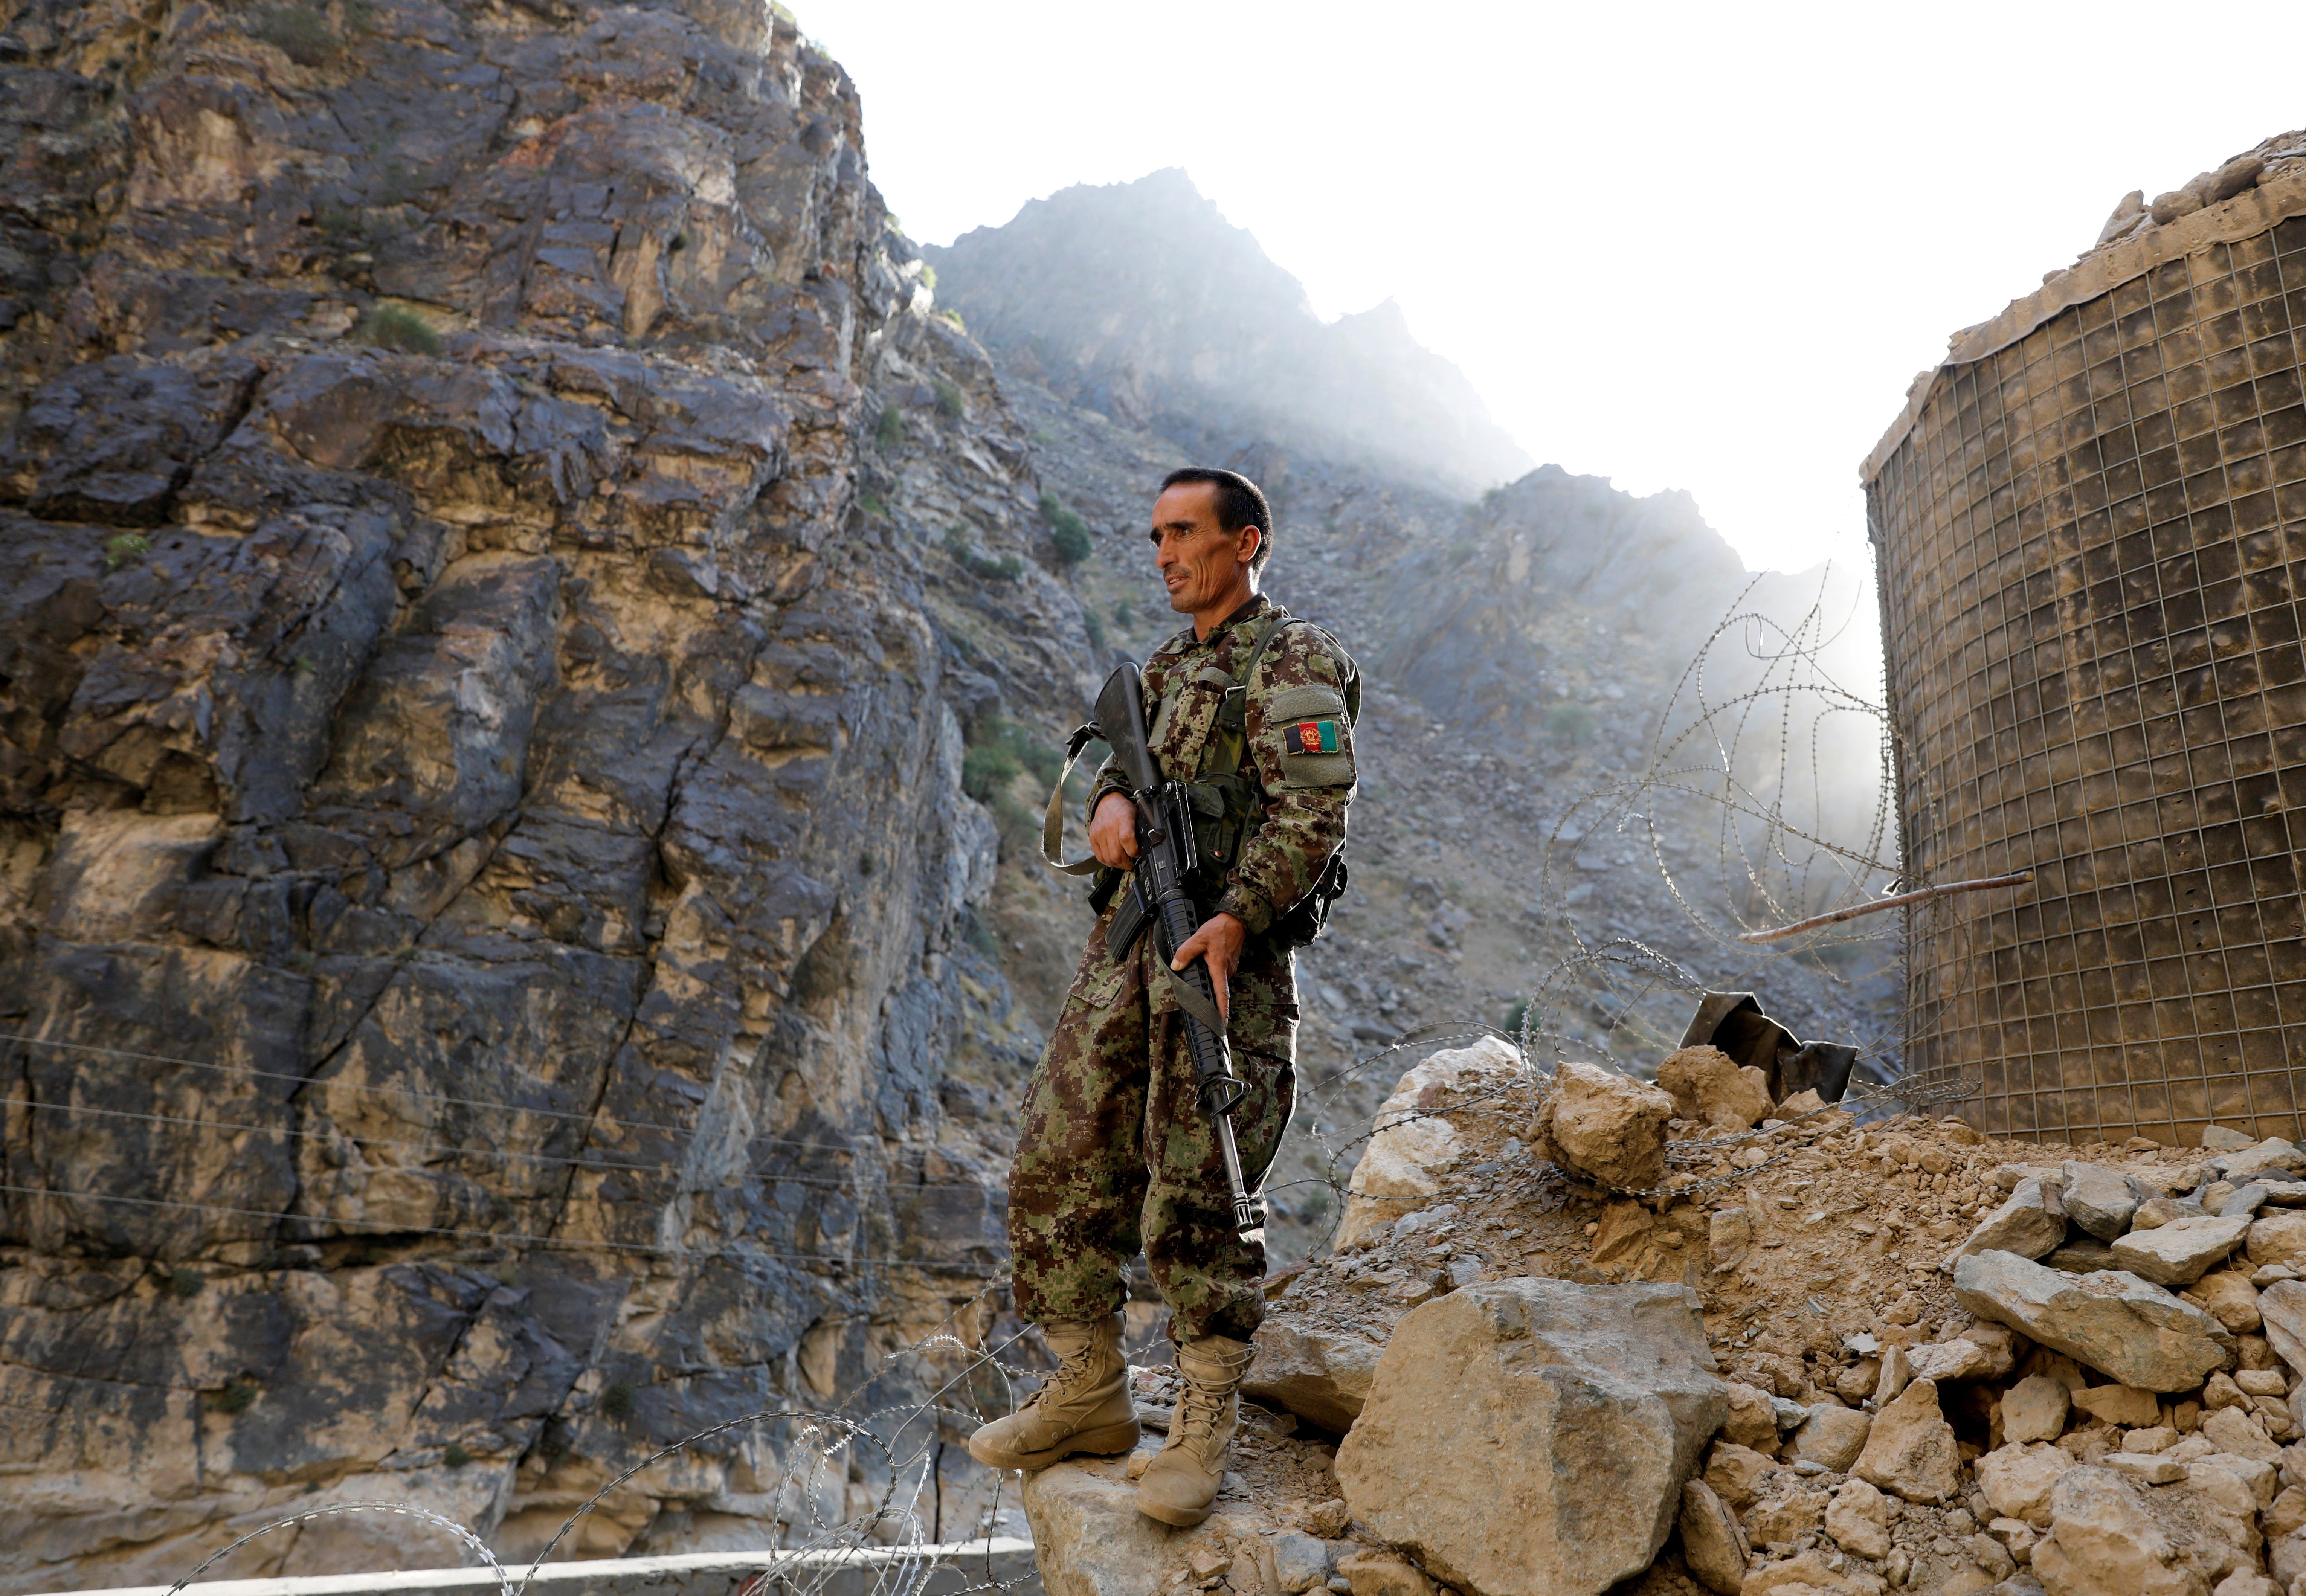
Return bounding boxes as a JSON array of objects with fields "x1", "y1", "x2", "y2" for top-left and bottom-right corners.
[
  {"x1": 1085, "y1": 754, "x2": 1127, "y2": 822},
  {"x1": 1217, "y1": 625, "x2": 1357, "y2": 935}
]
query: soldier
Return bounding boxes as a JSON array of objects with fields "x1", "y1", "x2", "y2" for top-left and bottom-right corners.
[{"x1": 968, "y1": 467, "x2": 1358, "y2": 1526}]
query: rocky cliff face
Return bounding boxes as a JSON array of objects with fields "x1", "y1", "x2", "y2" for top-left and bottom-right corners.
[
  {"x1": 0, "y1": 5, "x2": 1905, "y2": 1587},
  {"x1": 922, "y1": 170, "x2": 1531, "y2": 494},
  {"x1": 0, "y1": 0, "x2": 1081, "y2": 1585}
]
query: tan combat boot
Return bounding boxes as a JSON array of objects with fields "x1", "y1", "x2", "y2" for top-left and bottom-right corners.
[
  {"x1": 1136, "y1": 1334, "x2": 1254, "y2": 1526},
  {"x1": 966, "y1": 1314, "x2": 1140, "y2": 1471}
]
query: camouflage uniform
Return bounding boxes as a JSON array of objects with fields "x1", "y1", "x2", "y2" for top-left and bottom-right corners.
[{"x1": 1008, "y1": 595, "x2": 1357, "y2": 1344}]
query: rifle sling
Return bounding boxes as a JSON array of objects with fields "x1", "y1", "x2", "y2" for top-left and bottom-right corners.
[
  {"x1": 1041, "y1": 724, "x2": 1107, "y2": 876},
  {"x1": 1161, "y1": 957, "x2": 1230, "y2": 1044}
]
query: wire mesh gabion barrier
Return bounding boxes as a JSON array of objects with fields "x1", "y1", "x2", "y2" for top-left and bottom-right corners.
[{"x1": 1865, "y1": 184, "x2": 2306, "y2": 1147}]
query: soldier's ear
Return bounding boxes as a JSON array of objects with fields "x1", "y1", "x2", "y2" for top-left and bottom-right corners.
[{"x1": 1238, "y1": 525, "x2": 1262, "y2": 567}]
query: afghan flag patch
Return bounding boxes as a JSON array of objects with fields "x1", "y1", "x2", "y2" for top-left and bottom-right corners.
[{"x1": 1284, "y1": 719, "x2": 1339, "y2": 755}]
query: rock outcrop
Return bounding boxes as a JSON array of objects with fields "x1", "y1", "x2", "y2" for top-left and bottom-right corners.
[
  {"x1": 1098, "y1": 1060, "x2": 2306, "y2": 1596},
  {"x1": 1334, "y1": 1278, "x2": 1726, "y2": 1596},
  {"x1": 0, "y1": 0, "x2": 1079, "y2": 1583},
  {"x1": 1954, "y1": 1251, "x2": 2236, "y2": 1390},
  {"x1": 1531, "y1": 1060, "x2": 1675, "y2": 1192}
]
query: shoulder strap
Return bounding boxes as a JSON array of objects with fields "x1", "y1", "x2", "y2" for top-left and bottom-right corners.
[
  {"x1": 1040, "y1": 723, "x2": 1108, "y2": 876},
  {"x1": 1237, "y1": 610, "x2": 1296, "y2": 693},
  {"x1": 1216, "y1": 611, "x2": 1296, "y2": 738}
]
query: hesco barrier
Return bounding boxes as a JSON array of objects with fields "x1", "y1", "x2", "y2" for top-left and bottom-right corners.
[{"x1": 1865, "y1": 173, "x2": 2306, "y2": 1146}]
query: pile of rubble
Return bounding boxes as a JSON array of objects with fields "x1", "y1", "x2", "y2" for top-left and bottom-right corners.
[
  {"x1": 1019, "y1": 1037, "x2": 2306, "y2": 1596},
  {"x1": 2074, "y1": 128, "x2": 2306, "y2": 263}
]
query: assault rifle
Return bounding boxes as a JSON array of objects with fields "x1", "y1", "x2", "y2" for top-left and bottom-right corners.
[{"x1": 1094, "y1": 662, "x2": 1263, "y2": 1237}]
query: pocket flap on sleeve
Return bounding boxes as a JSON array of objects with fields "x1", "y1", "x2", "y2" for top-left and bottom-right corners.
[{"x1": 1267, "y1": 684, "x2": 1347, "y2": 722}]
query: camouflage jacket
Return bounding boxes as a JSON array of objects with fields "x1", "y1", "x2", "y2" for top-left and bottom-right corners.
[{"x1": 1091, "y1": 594, "x2": 1358, "y2": 937}]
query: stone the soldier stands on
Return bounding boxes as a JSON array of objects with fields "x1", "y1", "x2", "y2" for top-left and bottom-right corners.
[{"x1": 967, "y1": 467, "x2": 1358, "y2": 1526}]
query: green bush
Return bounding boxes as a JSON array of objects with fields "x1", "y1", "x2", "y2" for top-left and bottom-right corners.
[
  {"x1": 251, "y1": 4, "x2": 337, "y2": 64},
  {"x1": 858, "y1": 493, "x2": 888, "y2": 521},
  {"x1": 104, "y1": 531, "x2": 151, "y2": 572},
  {"x1": 933, "y1": 378, "x2": 965, "y2": 419},
  {"x1": 170, "y1": 1268, "x2": 203, "y2": 1299},
  {"x1": 443, "y1": 1441, "x2": 472, "y2": 1468},
  {"x1": 356, "y1": 304, "x2": 443, "y2": 357},
  {"x1": 963, "y1": 716, "x2": 1061, "y2": 801},
  {"x1": 600, "y1": 1380, "x2": 636, "y2": 1420},
  {"x1": 943, "y1": 529, "x2": 1023, "y2": 583},
  {"x1": 1113, "y1": 599, "x2": 1133, "y2": 627},
  {"x1": 1084, "y1": 609, "x2": 1106, "y2": 649},
  {"x1": 939, "y1": 309, "x2": 966, "y2": 332},
  {"x1": 214, "y1": 1379, "x2": 258, "y2": 1414},
  {"x1": 1041, "y1": 492, "x2": 1093, "y2": 565},
  {"x1": 1544, "y1": 701, "x2": 1597, "y2": 744},
  {"x1": 961, "y1": 743, "x2": 1020, "y2": 802},
  {"x1": 917, "y1": 262, "x2": 937, "y2": 290},
  {"x1": 876, "y1": 406, "x2": 907, "y2": 451}
]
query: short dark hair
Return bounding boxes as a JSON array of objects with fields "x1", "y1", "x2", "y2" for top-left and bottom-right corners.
[{"x1": 1160, "y1": 467, "x2": 1273, "y2": 572}]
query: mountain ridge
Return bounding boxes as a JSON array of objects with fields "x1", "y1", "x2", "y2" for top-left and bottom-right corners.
[{"x1": 922, "y1": 168, "x2": 1532, "y2": 494}]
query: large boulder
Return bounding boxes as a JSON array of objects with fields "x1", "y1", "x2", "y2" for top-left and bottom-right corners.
[
  {"x1": 1655, "y1": 1045, "x2": 1773, "y2": 1131},
  {"x1": 1243, "y1": 1319, "x2": 1386, "y2": 1433},
  {"x1": 1852, "y1": 1378, "x2": 1960, "y2": 1504},
  {"x1": 2192, "y1": 1271, "x2": 2264, "y2": 1335},
  {"x1": 2246, "y1": 1211, "x2": 2306, "y2": 1271},
  {"x1": 1021, "y1": 1453, "x2": 1276, "y2": 1596},
  {"x1": 1953, "y1": 1251, "x2": 2235, "y2": 1391},
  {"x1": 1907, "y1": 1324, "x2": 2016, "y2": 1384},
  {"x1": 1977, "y1": 1441, "x2": 2073, "y2": 1527},
  {"x1": 2061, "y1": 1161, "x2": 2141, "y2": 1240},
  {"x1": 1791, "y1": 1405, "x2": 1873, "y2": 1472},
  {"x1": 2032, "y1": 1465, "x2": 2214, "y2": 1596},
  {"x1": 1337, "y1": 1036, "x2": 1523, "y2": 1244},
  {"x1": 1535, "y1": 1060, "x2": 1674, "y2": 1190},
  {"x1": 2111, "y1": 1215, "x2": 2251, "y2": 1285},
  {"x1": 1999, "y1": 1375, "x2": 2071, "y2": 1444},
  {"x1": 1824, "y1": 1477, "x2": 1893, "y2": 1559},
  {"x1": 1334, "y1": 1551, "x2": 1436, "y2": 1596},
  {"x1": 1335, "y1": 1278, "x2": 1726, "y2": 1596},
  {"x1": 2215, "y1": 1139, "x2": 2306, "y2": 1183},
  {"x1": 2257, "y1": 1279, "x2": 2306, "y2": 1376},
  {"x1": 1948, "y1": 1178, "x2": 2069, "y2": 1265},
  {"x1": 1677, "y1": 1478, "x2": 1750, "y2": 1595}
]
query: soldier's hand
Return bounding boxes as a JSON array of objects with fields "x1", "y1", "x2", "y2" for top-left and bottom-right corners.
[
  {"x1": 1172, "y1": 912, "x2": 1245, "y2": 1020},
  {"x1": 1089, "y1": 791, "x2": 1140, "y2": 870}
]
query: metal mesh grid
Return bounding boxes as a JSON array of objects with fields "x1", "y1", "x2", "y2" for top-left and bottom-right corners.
[{"x1": 1868, "y1": 213, "x2": 2306, "y2": 1147}]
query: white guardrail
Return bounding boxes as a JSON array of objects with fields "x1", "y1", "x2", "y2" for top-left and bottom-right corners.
[{"x1": 24, "y1": 1541, "x2": 1041, "y2": 1596}]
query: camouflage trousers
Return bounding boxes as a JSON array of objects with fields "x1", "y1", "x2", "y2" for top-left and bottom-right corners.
[{"x1": 1007, "y1": 900, "x2": 1297, "y2": 1346}]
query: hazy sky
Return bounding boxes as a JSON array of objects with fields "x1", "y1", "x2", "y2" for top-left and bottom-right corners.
[{"x1": 795, "y1": 1, "x2": 2306, "y2": 577}]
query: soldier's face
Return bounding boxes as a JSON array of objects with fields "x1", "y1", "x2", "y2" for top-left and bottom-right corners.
[{"x1": 1149, "y1": 483, "x2": 1260, "y2": 614}]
